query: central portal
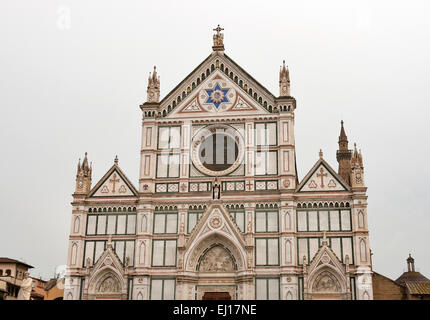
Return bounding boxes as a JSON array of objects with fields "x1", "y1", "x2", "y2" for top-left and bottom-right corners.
[{"x1": 202, "y1": 292, "x2": 232, "y2": 300}]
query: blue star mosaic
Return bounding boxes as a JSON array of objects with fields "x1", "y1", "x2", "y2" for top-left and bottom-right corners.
[{"x1": 205, "y1": 83, "x2": 229, "y2": 109}]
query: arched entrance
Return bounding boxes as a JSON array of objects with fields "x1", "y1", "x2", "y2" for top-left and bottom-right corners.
[
  {"x1": 87, "y1": 269, "x2": 125, "y2": 300},
  {"x1": 184, "y1": 233, "x2": 247, "y2": 300},
  {"x1": 307, "y1": 268, "x2": 348, "y2": 300}
]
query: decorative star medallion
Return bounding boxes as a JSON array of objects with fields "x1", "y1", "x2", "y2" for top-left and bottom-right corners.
[{"x1": 205, "y1": 83, "x2": 229, "y2": 109}]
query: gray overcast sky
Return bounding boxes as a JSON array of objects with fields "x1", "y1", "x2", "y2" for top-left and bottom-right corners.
[{"x1": 1, "y1": 0, "x2": 429, "y2": 280}]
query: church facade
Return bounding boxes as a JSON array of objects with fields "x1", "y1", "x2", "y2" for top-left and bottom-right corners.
[{"x1": 64, "y1": 26, "x2": 373, "y2": 300}]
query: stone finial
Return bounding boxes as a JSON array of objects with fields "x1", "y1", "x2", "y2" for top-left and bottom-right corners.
[
  {"x1": 319, "y1": 149, "x2": 323, "y2": 159},
  {"x1": 279, "y1": 60, "x2": 290, "y2": 96},
  {"x1": 321, "y1": 230, "x2": 329, "y2": 246},
  {"x1": 114, "y1": 155, "x2": 118, "y2": 165},
  {"x1": 75, "y1": 152, "x2": 92, "y2": 194},
  {"x1": 212, "y1": 24, "x2": 225, "y2": 51},
  {"x1": 107, "y1": 235, "x2": 113, "y2": 249},
  {"x1": 147, "y1": 66, "x2": 160, "y2": 103}
]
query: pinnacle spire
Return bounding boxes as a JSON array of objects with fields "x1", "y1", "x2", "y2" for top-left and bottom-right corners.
[
  {"x1": 147, "y1": 65, "x2": 160, "y2": 103},
  {"x1": 114, "y1": 155, "x2": 119, "y2": 165},
  {"x1": 336, "y1": 121, "x2": 352, "y2": 185},
  {"x1": 338, "y1": 120, "x2": 348, "y2": 149},
  {"x1": 279, "y1": 60, "x2": 291, "y2": 96},
  {"x1": 82, "y1": 152, "x2": 90, "y2": 174},
  {"x1": 75, "y1": 152, "x2": 92, "y2": 194}
]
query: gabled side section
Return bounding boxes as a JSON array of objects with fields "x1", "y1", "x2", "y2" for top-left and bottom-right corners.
[
  {"x1": 297, "y1": 156, "x2": 350, "y2": 192},
  {"x1": 88, "y1": 159, "x2": 138, "y2": 198}
]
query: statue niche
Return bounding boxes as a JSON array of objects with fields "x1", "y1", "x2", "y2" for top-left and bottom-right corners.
[
  {"x1": 312, "y1": 271, "x2": 341, "y2": 293},
  {"x1": 197, "y1": 245, "x2": 236, "y2": 272}
]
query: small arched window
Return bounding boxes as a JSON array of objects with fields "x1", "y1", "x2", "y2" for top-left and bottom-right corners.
[
  {"x1": 73, "y1": 216, "x2": 80, "y2": 233},
  {"x1": 285, "y1": 240, "x2": 292, "y2": 263},
  {"x1": 358, "y1": 211, "x2": 365, "y2": 229},
  {"x1": 285, "y1": 212, "x2": 291, "y2": 230},
  {"x1": 71, "y1": 243, "x2": 78, "y2": 265},
  {"x1": 360, "y1": 239, "x2": 367, "y2": 262}
]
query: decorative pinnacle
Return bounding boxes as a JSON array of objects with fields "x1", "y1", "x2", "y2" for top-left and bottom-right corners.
[
  {"x1": 114, "y1": 155, "x2": 118, "y2": 165},
  {"x1": 322, "y1": 230, "x2": 329, "y2": 246},
  {"x1": 212, "y1": 24, "x2": 225, "y2": 51},
  {"x1": 319, "y1": 149, "x2": 323, "y2": 159}
]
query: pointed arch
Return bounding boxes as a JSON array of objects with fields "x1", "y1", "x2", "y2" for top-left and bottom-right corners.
[
  {"x1": 71, "y1": 243, "x2": 78, "y2": 265},
  {"x1": 184, "y1": 232, "x2": 246, "y2": 272},
  {"x1": 196, "y1": 244, "x2": 237, "y2": 272},
  {"x1": 285, "y1": 240, "x2": 292, "y2": 264},
  {"x1": 286, "y1": 290, "x2": 293, "y2": 300},
  {"x1": 360, "y1": 239, "x2": 367, "y2": 262},
  {"x1": 363, "y1": 291, "x2": 370, "y2": 300},
  {"x1": 285, "y1": 211, "x2": 291, "y2": 230},
  {"x1": 139, "y1": 241, "x2": 146, "y2": 265},
  {"x1": 73, "y1": 216, "x2": 80, "y2": 233},
  {"x1": 141, "y1": 214, "x2": 148, "y2": 233},
  {"x1": 311, "y1": 270, "x2": 342, "y2": 293},
  {"x1": 358, "y1": 210, "x2": 365, "y2": 229},
  {"x1": 137, "y1": 291, "x2": 143, "y2": 300},
  {"x1": 67, "y1": 292, "x2": 73, "y2": 300},
  {"x1": 95, "y1": 271, "x2": 122, "y2": 294}
]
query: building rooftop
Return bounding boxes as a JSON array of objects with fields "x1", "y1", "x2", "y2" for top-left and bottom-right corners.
[
  {"x1": 395, "y1": 254, "x2": 430, "y2": 287},
  {"x1": 0, "y1": 257, "x2": 34, "y2": 269},
  {"x1": 405, "y1": 282, "x2": 430, "y2": 295},
  {"x1": 395, "y1": 271, "x2": 430, "y2": 286}
]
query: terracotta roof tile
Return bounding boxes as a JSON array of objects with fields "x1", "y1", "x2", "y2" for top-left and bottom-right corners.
[{"x1": 406, "y1": 282, "x2": 430, "y2": 295}]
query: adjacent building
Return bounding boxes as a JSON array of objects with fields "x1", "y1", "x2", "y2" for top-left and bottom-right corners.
[
  {"x1": 0, "y1": 257, "x2": 33, "y2": 300},
  {"x1": 373, "y1": 255, "x2": 430, "y2": 300}
]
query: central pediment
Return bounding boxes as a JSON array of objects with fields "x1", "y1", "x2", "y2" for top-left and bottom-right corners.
[
  {"x1": 157, "y1": 52, "x2": 278, "y2": 118},
  {"x1": 165, "y1": 70, "x2": 271, "y2": 118}
]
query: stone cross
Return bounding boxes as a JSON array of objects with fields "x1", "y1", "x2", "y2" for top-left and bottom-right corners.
[
  {"x1": 213, "y1": 24, "x2": 224, "y2": 36},
  {"x1": 109, "y1": 173, "x2": 120, "y2": 193},
  {"x1": 246, "y1": 181, "x2": 253, "y2": 190},
  {"x1": 316, "y1": 167, "x2": 327, "y2": 187}
]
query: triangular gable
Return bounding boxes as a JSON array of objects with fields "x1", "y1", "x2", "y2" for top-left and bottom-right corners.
[
  {"x1": 159, "y1": 51, "x2": 277, "y2": 118},
  {"x1": 87, "y1": 241, "x2": 127, "y2": 290},
  {"x1": 185, "y1": 203, "x2": 246, "y2": 252},
  {"x1": 308, "y1": 241, "x2": 346, "y2": 272},
  {"x1": 89, "y1": 164, "x2": 138, "y2": 198},
  {"x1": 91, "y1": 242, "x2": 125, "y2": 272},
  {"x1": 167, "y1": 70, "x2": 270, "y2": 118},
  {"x1": 297, "y1": 158, "x2": 350, "y2": 192}
]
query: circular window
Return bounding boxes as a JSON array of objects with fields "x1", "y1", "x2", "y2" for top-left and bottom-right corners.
[
  {"x1": 198, "y1": 133, "x2": 238, "y2": 172},
  {"x1": 192, "y1": 125, "x2": 244, "y2": 176}
]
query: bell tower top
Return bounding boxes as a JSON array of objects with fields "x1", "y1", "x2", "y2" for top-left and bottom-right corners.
[{"x1": 212, "y1": 24, "x2": 225, "y2": 52}]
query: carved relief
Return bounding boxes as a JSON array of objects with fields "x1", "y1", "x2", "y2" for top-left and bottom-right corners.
[
  {"x1": 198, "y1": 246, "x2": 235, "y2": 272},
  {"x1": 97, "y1": 276, "x2": 120, "y2": 294},
  {"x1": 312, "y1": 271, "x2": 341, "y2": 293},
  {"x1": 186, "y1": 234, "x2": 244, "y2": 271}
]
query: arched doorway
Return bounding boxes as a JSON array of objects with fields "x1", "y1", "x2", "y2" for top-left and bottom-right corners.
[
  {"x1": 184, "y1": 233, "x2": 247, "y2": 300},
  {"x1": 87, "y1": 269, "x2": 125, "y2": 300},
  {"x1": 308, "y1": 268, "x2": 347, "y2": 300}
]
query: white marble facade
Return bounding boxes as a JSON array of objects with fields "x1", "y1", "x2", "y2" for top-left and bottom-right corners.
[{"x1": 64, "y1": 27, "x2": 373, "y2": 300}]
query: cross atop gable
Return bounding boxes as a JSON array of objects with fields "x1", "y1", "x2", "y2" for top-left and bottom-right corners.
[
  {"x1": 89, "y1": 164, "x2": 138, "y2": 198},
  {"x1": 297, "y1": 158, "x2": 350, "y2": 192}
]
